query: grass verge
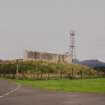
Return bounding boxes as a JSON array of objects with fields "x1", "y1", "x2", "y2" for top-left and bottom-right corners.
[{"x1": 16, "y1": 78, "x2": 105, "y2": 93}]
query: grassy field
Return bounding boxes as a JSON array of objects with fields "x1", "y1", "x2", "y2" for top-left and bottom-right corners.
[{"x1": 16, "y1": 78, "x2": 105, "y2": 93}]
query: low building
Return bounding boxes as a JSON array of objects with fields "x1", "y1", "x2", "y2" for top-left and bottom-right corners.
[{"x1": 24, "y1": 50, "x2": 72, "y2": 63}]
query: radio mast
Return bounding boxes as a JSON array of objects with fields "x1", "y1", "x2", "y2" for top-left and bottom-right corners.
[{"x1": 70, "y1": 31, "x2": 76, "y2": 63}]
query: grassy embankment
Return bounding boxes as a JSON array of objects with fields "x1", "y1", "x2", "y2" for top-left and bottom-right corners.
[
  {"x1": 16, "y1": 78, "x2": 105, "y2": 93},
  {"x1": 0, "y1": 60, "x2": 99, "y2": 79}
]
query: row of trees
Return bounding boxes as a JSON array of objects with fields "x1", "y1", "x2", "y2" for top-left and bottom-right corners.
[{"x1": 0, "y1": 60, "x2": 104, "y2": 80}]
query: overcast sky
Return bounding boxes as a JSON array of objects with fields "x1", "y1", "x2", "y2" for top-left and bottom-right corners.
[{"x1": 0, "y1": 0, "x2": 105, "y2": 61}]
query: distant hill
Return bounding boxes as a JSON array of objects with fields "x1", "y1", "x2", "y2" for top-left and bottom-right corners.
[{"x1": 78, "y1": 60, "x2": 105, "y2": 68}]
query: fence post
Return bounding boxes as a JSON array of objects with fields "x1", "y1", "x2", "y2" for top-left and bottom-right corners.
[{"x1": 71, "y1": 68, "x2": 74, "y2": 79}]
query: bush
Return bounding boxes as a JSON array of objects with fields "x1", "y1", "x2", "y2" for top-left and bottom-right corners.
[{"x1": 0, "y1": 60, "x2": 101, "y2": 79}]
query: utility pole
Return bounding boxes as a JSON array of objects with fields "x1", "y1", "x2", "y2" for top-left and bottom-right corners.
[
  {"x1": 16, "y1": 59, "x2": 23, "y2": 79},
  {"x1": 16, "y1": 59, "x2": 19, "y2": 79}
]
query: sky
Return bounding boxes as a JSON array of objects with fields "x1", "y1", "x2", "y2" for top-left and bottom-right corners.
[{"x1": 0, "y1": 0, "x2": 105, "y2": 61}]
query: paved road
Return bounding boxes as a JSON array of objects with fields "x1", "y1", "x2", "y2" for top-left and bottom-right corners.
[{"x1": 0, "y1": 79, "x2": 105, "y2": 105}]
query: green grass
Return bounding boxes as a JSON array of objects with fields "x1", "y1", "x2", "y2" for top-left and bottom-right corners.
[{"x1": 16, "y1": 78, "x2": 105, "y2": 93}]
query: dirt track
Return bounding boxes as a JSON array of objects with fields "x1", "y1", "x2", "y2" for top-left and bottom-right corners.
[{"x1": 0, "y1": 79, "x2": 105, "y2": 105}]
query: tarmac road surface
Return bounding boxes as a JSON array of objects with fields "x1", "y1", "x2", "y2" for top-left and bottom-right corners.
[{"x1": 0, "y1": 79, "x2": 105, "y2": 105}]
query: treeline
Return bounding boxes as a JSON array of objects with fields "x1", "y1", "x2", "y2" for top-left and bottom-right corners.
[{"x1": 0, "y1": 61, "x2": 104, "y2": 80}]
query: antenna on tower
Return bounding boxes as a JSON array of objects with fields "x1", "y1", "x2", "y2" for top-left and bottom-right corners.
[{"x1": 69, "y1": 31, "x2": 76, "y2": 63}]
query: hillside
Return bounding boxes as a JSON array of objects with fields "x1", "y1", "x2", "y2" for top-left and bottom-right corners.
[{"x1": 79, "y1": 60, "x2": 105, "y2": 68}]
